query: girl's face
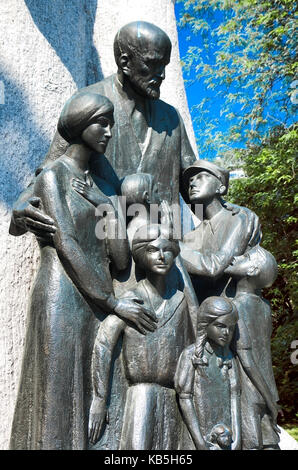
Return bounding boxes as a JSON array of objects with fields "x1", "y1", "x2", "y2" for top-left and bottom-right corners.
[
  {"x1": 81, "y1": 112, "x2": 114, "y2": 154},
  {"x1": 142, "y1": 239, "x2": 176, "y2": 275},
  {"x1": 206, "y1": 314, "x2": 236, "y2": 348}
]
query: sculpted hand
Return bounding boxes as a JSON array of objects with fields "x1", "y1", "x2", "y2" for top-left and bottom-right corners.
[
  {"x1": 160, "y1": 200, "x2": 174, "y2": 238},
  {"x1": 12, "y1": 196, "x2": 56, "y2": 241},
  {"x1": 88, "y1": 396, "x2": 107, "y2": 444},
  {"x1": 114, "y1": 297, "x2": 158, "y2": 335},
  {"x1": 72, "y1": 178, "x2": 112, "y2": 208}
]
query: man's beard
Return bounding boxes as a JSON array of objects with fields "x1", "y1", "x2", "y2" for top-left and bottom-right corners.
[{"x1": 130, "y1": 76, "x2": 161, "y2": 100}]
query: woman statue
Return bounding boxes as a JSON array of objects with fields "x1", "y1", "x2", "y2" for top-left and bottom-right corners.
[
  {"x1": 9, "y1": 91, "x2": 155, "y2": 450},
  {"x1": 175, "y1": 296, "x2": 241, "y2": 450}
]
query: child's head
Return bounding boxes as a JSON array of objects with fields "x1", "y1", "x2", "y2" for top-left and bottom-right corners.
[
  {"x1": 132, "y1": 224, "x2": 179, "y2": 276},
  {"x1": 193, "y1": 297, "x2": 238, "y2": 366},
  {"x1": 182, "y1": 160, "x2": 230, "y2": 205},
  {"x1": 121, "y1": 173, "x2": 160, "y2": 207},
  {"x1": 206, "y1": 423, "x2": 233, "y2": 449},
  {"x1": 230, "y1": 245, "x2": 278, "y2": 289}
]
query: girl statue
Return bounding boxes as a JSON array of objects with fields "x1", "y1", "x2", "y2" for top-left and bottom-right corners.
[{"x1": 175, "y1": 296, "x2": 241, "y2": 450}]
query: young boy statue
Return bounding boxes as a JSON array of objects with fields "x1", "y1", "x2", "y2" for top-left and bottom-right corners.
[
  {"x1": 88, "y1": 224, "x2": 195, "y2": 450},
  {"x1": 225, "y1": 245, "x2": 280, "y2": 450}
]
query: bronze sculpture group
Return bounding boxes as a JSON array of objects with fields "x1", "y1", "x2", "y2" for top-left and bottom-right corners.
[{"x1": 9, "y1": 21, "x2": 280, "y2": 451}]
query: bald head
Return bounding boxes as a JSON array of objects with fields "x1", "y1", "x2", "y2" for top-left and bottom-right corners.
[
  {"x1": 114, "y1": 22, "x2": 171, "y2": 63},
  {"x1": 114, "y1": 21, "x2": 172, "y2": 99}
]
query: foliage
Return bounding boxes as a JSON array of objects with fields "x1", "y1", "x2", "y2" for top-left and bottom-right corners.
[
  {"x1": 177, "y1": 0, "x2": 298, "y2": 156},
  {"x1": 226, "y1": 125, "x2": 297, "y2": 328},
  {"x1": 283, "y1": 424, "x2": 298, "y2": 441},
  {"x1": 271, "y1": 320, "x2": 298, "y2": 423}
]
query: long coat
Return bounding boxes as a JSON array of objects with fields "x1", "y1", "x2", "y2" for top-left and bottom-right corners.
[{"x1": 10, "y1": 157, "x2": 120, "y2": 450}]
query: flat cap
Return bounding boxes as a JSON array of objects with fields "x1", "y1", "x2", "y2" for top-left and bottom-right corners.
[{"x1": 182, "y1": 160, "x2": 230, "y2": 195}]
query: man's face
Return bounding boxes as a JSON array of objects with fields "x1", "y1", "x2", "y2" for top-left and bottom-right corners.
[
  {"x1": 126, "y1": 43, "x2": 170, "y2": 99},
  {"x1": 142, "y1": 238, "x2": 176, "y2": 275},
  {"x1": 206, "y1": 314, "x2": 236, "y2": 348},
  {"x1": 188, "y1": 171, "x2": 222, "y2": 204}
]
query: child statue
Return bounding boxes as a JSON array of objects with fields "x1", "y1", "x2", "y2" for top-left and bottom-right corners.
[
  {"x1": 206, "y1": 423, "x2": 233, "y2": 450},
  {"x1": 88, "y1": 224, "x2": 194, "y2": 450},
  {"x1": 175, "y1": 296, "x2": 241, "y2": 450},
  {"x1": 225, "y1": 245, "x2": 280, "y2": 450}
]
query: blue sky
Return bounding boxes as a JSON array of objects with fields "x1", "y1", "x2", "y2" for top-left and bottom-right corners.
[
  {"x1": 174, "y1": 3, "x2": 297, "y2": 160},
  {"x1": 174, "y1": 3, "x2": 230, "y2": 159}
]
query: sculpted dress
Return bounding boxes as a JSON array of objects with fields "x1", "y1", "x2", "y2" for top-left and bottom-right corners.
[
  {"x1": 91, "y1": 280, "x2": 195, "y2": 450},
  {"x1": 10, "y1": 155, "x2": 121, "y2": 450},
  {"x1": 175, "y1": 341, "x2": 241, "y2": 448}
]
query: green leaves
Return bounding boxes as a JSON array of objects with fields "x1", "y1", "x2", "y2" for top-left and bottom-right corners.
[{"x1": 177, "y1": 0, "x2": 298, "y2": 154}]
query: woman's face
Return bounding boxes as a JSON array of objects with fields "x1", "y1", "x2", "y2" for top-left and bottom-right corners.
[
  {"x1": 81, "y1": 112, "x2": 114, "y2": 154},
  {"x1": 206, "y1": 313, "x2": 236, "y2": 348}
]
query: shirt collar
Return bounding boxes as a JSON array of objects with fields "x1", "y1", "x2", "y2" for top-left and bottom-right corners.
[{"x1": 203, "y1": 207, "x2": 226, "y2": 235}]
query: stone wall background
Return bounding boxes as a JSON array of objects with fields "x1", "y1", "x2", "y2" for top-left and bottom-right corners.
[{"x1": 0, "y1": 0, "x2": 196, "y2": 449}]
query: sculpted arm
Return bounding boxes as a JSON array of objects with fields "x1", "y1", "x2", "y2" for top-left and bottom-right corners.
[
  {"x1": 233, "y1": 319, "x2": 279, "y2": 429},
  {"x1": 9, "y1": 181, "x2": 56, "y2": 239},
  {"x1": 237, "y1": 347, "x2": 279, "y2": 428},
  {"x1": 89, "y1": 315, "x2": 125, "y2": 444},
  {"x1": 179, "y1": 213, "x2": 257, "y2": 278},
  {"x1": 34, "y1": 166, "x2": 117, "y2": 312},
  {"x1": 34, "y1": 166, "x2": 157, "y2": 333},
  {"x1": 9, "y1": 130, "x2": 70, "y2": 238},
  {"x1": 230, "y1": 361, "x2": 241, "y2": 450},
  {"x1": 105, "y1": 195, "x2": 130, "y2": 272},
  {"x1": 71, "y1": 181, "x2": 129, "y2": 272},
  {"x1": 174, "y1": 349, "x2": 208, "y2": 450}
]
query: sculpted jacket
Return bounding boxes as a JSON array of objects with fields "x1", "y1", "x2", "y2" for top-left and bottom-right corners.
[
  {"x1": 43, "y1": 73, "x2": 196, "y2": 205},
  {"x1": 180, "y1": 206, "x2": 262, "y2": 302}
]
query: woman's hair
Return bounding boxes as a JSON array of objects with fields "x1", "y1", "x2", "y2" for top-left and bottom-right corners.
[
  {"x1": 57, "y1": 91, "x2": 114, "y2": 143},
  {"x1": 193, "y1": 296, "x2": 238, "y2": 368}
]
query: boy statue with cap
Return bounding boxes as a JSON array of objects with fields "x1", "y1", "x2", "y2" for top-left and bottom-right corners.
[{"x1": 179, "y1": 159, "x2": 261, "y2": 303}]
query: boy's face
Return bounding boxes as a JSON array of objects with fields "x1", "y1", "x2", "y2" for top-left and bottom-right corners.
[
  {"x1": 206, "y1": 313, "x2": 236, "y2": 348},
  {"x1": 188, "y1": 170, "x2": 222, "y2": 204},
  {"x1": 142, "y1": 238, "x2": 176, "y2": 275}
]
